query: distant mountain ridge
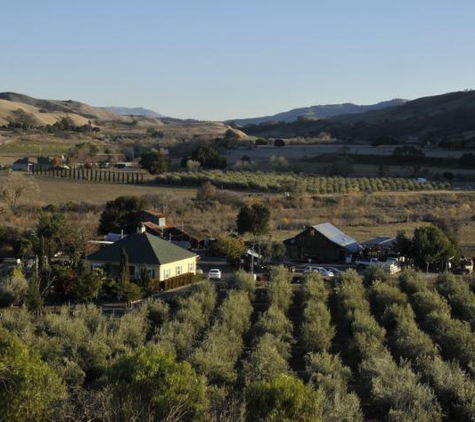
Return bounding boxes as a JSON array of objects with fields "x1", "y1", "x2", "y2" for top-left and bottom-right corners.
[
  {"x1": 243, "y1": 90, "x2": 475, "y2": 140},
  {"x1": 105, "y1": 106, "x2": 165, "y2": 118},
  {"x1": 228, "y1": 99, "x2": 407, "y2": 126}
]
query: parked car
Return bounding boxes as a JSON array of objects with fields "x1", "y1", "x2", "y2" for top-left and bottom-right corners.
[
  {"x1": 196, "y1": 267, "x2": 204, "y2": 275},
  {"x1": 326, "y1": 266, "x2": 343, "y2": 275},
  {"x1": 208, "y1": 269, "x2": 222, "y2": 280},
  {"x1": 303, "y1": 266, "x2": 334, "y2": 278},
  {"x1": 303, "y1": 265, "x2": 320, "y2": 274},
  {"x1": 318, "y1": 267, "x2": 334, "y2": 277}
]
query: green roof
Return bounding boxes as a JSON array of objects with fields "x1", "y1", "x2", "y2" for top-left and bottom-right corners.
[{"x1": 88, "y1": 232, "x2": 197, "y2": 265}]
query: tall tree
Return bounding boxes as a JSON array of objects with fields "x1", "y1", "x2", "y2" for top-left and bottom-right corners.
[
  {"x1": 0, "y1": 173, "x2": 39, "y2": 214},
  {"x1": 139, "y1": 151, "x2": 171, "y2": 174},
  {"x1": 412, "y1": 225, "x2": 456, "y2": 272},
  {"x1": 98, "y1": 196, "x2": 147, "y2": 234},
  {"x1": 190, "y1": 145, "x2": 227, "y2": 169},
  {"x1": 119, "y1": 249, "x2": 130, "y2": 287},
  {"x1": 237, "y1": 204, "x2": 271, "y2": 236}
]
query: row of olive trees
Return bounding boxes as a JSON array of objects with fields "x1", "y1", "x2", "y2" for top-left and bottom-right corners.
[
  {"x1": 400, "y1": 272, "x2": 475, "y2": 374},
  {"x1": 154, "y1": 170, "x2": 450, "y2": 194},
  {"x1": 241, "y1": 266, "x2": 325, "y2": 421},
  {"x1": 243, "y1": 266, "x2": 294, "y2": 386},
  {"x1": 191, "y1": 288, "x2": 253, "y2": 385},
  {"x1": 337, "y1": 270, "x2": 442, "y2": 420},
  {"x1": 434, "y1": 272, "x2": 475, "y2": 330},
  {"x1": 370, "y1": 272, "x2": 475, "y2": 420},
  {"x1": 154, "y1": 281, "x2": 217, "y2": 360},
  {"x1": 301, "y1": 272, "x2": 363, "y2": 421}
]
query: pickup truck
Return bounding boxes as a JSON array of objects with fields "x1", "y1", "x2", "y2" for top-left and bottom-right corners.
[
  {"x1": 354, "y1": 258, "x2": 401, "y2": 274},
  {"x1": 354, "y1": 258, "x2": 380, "y2": 269}
]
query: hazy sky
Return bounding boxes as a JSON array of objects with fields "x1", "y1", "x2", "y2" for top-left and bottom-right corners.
[{"x1": 1, "y1": 0, "x2": 474, "y2": 120}]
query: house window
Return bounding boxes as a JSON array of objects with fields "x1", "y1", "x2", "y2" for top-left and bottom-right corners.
[
  {"x1": 188, "y1": 262, "x2": 194, "y2": 273},
  {"x1": 164, "y1": 268, "x2": 170, "y2": 279},
  {"x1": 129, "y1": 266, "x2": 136, "y2": 278},
  {"x1": 149, "y1": 269, "x2": 155, "y2": 279},
  {"x1": 176, "y1": 265, "x2": 182, "y2": 276}
]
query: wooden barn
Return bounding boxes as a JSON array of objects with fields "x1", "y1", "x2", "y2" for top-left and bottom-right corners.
[{"x1": 284, "y1": 223, "x2": 361, "y2": 263}]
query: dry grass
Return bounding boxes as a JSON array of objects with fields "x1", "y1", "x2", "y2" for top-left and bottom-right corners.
[
  {"x1": 0, "y1": 99, "x2": 90, "y2": 126},
  {"x1": 33, "y1": 177, "x2": 197, "y2": 205}
]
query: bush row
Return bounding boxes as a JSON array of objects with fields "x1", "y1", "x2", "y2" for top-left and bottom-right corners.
[
  {"x1": 435, "y1": 272, "x2": 475, "y2": 330},
  {"x1": 300, "y1": 272, "x2": 334, "y2": 352},
  {"x1": 407, "y1": 281, "x2": 475, "y2": 374},
  {"x1": 154, "y1": 170, "x2": 450, "y2": 194},
  {"x1": 336, "y1": 270, "x2": 442, "y2": 420},
  {"x1": 191, "y1": 289, "x2": 253, "y2": 385},
  {"x1": 302, "y1": 272, "x2": 363, "y2": 421},
  {"x1": 154, "y1": 273, "x2": 203, "y2": 293},
  {"x1": 154, "y1": 281, "x2": 217, "y2": 360},
  {"x1": 370, "y1": 277, "x2": 475, "y2": 420},
  {"x1": 243, "y1": 266, "x2": 294, "y2": 385}
]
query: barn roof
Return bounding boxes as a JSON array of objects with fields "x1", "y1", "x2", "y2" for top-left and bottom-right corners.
[
  {"x1": 311, "y1": 223, "x2": 361, "y2": 253},
  {"x1": 362, "y1": 236, "x2": 396, "y2": 247}
]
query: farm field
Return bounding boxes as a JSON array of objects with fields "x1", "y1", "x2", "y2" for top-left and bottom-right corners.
[
  {"x1": 3, "y1": 269, "x2": 475, "y2": 420},
  {"x1": 3, "y1": 174, "x2": 472, "y2": 253},
  {"x1": 33, "y1": 176, "x2": 197, "y2": 204}
]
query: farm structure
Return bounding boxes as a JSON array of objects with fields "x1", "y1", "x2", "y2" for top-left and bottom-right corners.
[
  {"x1": 88, "y1": 231, "x2": 198, "y2": 281},
  {"x1": 360, "y1": 236, "x2": 397, "y2": 261},
  {"x1": 284, "y1": 222, "x2": 361, "y2": 263},
  {"x1": 11, "y1": 157, "x2": 35, "y2": 171}
]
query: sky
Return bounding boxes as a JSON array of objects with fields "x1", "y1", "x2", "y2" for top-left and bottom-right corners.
[{"x1": 1, "y1": 0, "x2": 474, "y2": 120}]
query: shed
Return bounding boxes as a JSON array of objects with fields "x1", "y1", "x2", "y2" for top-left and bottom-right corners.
[{"x1": 12, "y1": 157, "x2": 34, "y2": 172}]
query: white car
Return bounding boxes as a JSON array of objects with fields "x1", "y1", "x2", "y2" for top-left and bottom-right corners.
[
  {"x1": 304, "y1": 266, "x2": 334, "y2": 278},
  {"x1": 208, "y1": 269, "x2": 222, "y2": 280},
  {"x1": 318, "y1": 267, "x2": 334, "y2": 277}
]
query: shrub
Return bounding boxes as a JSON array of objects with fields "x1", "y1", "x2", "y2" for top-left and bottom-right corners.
[
  {"x1": 232, "y1": 269, "x2": 256, "y2": 300},
  {"x1": 363, "y1": 265, "x2": 389, "y2": 286},
  {"x1": 369, "y1": 281, "x2": 408, "y2": 319},
  {"x1": 243, "y1": 333, "x2": 290, "y2": 385},
  {"x1": 301, "y1": 301, "x2": 335, "y2": 352},
  {"x1": 302, "y1": 271, "x2": 328, "y2": 303},
  {"x1": 267, "y1": 266, "x2": 293, "y2": 310},
  {"x1": 254, "y1": 304, "x2": 294, "y2": 344},
  {"x1": 360, "y1": 352, "x2": 442, "y2": 421},
  {"x1": 306, "y1": 352, "x2": 363, "y2": 421},
  {"x1": 245, "y1": 374, "x2": 322, "y2": 422},
  {"x1": 108, "y1": 346, "x2": 208, "y2": 421}
]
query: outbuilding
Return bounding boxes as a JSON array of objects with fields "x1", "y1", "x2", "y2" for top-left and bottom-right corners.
[{"x1": 284, "y1": 222, "x2": 361, "y2": 263}]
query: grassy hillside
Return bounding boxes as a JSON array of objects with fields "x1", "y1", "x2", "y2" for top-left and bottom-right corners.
[
  {"x1": 0, "y1": 92, "x2": 117, "y2": 120},
  {"x1": 0, "y1": 93, "x2": 244, "y2": 160},
  {"x1": 0, "y1": 99, "x2": 91, "y2": 127}
]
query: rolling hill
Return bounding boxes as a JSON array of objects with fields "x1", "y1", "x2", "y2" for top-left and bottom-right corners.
[
  {"x1": 0, "y1": 92, "x2": 117, "y2": 122},
  {"x1": 243, "y1": 90, "x2": 475, "y2": 140},
  {"x1": 0, "y1": 92, "x2": 242, "y2": 141},
  {"x1": 228, "y1": 99, "x2": 406, "y2": 125}
]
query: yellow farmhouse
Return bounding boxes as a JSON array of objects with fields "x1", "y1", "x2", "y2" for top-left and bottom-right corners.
[{"x1": 88, "y1": 232, "x2": 197, "y2": 281}]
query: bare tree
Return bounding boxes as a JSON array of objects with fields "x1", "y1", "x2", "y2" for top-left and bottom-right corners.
[{"x1": 0, "y1": 173, "x2": 39, "y2": 214}]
